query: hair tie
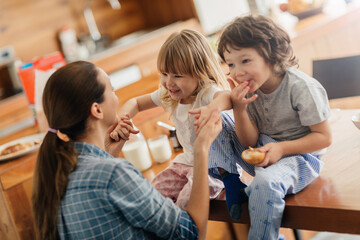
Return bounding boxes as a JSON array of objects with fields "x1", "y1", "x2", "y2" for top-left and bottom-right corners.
[{"x1": 48, "y1": 128, "x2": 58, "y2": 134}]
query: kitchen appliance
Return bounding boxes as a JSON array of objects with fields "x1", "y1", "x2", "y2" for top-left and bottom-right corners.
[{"x1": 0, "y1": 45, "x2": 22, "y2": 101}]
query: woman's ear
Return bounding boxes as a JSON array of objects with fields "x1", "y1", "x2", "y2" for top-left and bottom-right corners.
[{"x1": 90, "y1": 102, "x2": 104, "y2": 120}]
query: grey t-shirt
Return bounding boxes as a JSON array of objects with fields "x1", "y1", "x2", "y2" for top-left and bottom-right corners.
[{"x1": 247, "y1": 67, "x2": 331, "y2": 141}]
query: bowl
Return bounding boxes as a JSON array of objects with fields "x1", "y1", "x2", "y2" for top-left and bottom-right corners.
[{"x1": 352, "y1": 112, "x2": 360, "y2": 130}]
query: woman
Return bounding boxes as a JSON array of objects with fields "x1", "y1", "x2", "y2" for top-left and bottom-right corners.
[{"x1": 32, "y1": 61, "x2": 222, "y2": 240}]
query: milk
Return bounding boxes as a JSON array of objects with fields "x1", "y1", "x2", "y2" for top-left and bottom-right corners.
[
  {"x1": 147, "y1": 135, "x2": 172, "y2": 163},
  {"x1": 122, "y1": 139, "x2": 152, "y2": 172}
]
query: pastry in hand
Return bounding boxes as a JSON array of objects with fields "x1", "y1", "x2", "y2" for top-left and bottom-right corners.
[{"x1": 241, "y1": 147, "x2": 265, "y2": 165}]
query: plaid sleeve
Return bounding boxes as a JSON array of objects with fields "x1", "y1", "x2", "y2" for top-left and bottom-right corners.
[
  {"x1": 172, "y1": 211, "x2": 198, "y2": 240},
  {"x1": 108, "y1": 162, "x2": 198, "y2": 239}
]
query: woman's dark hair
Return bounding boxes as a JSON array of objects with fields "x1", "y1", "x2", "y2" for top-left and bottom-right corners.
[
  {"x1": 32, "y1": 61, "x2": 105, "y2": 240},
  {"x1": 217, "y1": 15, "x2": 298, "y2": 77}
]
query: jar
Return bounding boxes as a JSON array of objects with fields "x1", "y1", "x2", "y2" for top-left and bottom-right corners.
[{"x1": 147, "y1": 134, "x2": 172, "y2": 163}]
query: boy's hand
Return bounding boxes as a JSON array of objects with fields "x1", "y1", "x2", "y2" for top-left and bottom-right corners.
[
  {"x1": 227, "y1": 77, "x2": 257, "y2": 112},
  {"x1": 256, "y1": 142, "x2": 283, "y2": 167},
  {"x1": 110, "y1": 115, "x2": 139, "y2": 142}
]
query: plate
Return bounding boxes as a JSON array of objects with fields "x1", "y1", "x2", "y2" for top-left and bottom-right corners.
[{"x1": 0, "y1": 133, "x2": 46, "y2": 162}]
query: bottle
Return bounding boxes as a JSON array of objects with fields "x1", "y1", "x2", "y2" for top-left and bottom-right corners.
[
  {"x1": 58, "y1": 26, "x2": 79, "y2": 62},
  {"x1": 169, "y1": 129, "x2": 182, "y2": 152},
  {"x1": 121, "y1": 131, "x2": 152, "y2": 172},
  {"x1": 157, "y1": 121, "x2": 183, "y2": 152}
]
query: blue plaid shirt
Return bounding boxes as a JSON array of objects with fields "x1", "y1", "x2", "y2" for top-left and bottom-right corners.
[{"x1": 57, "y1": 142, "x2": 198, "y2": 239}]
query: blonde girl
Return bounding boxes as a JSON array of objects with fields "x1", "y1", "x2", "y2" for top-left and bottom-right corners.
[{"x1": 111, "y1": 29, "x2": 236, "y2": 209}]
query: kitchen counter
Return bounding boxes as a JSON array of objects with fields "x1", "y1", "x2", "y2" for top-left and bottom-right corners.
[
  {"x1": 288, "y1": 1, "x2": 360, "y2": 75},
  {"x1": 0, "y1": 101, "x2": 173, "y2": 239}
]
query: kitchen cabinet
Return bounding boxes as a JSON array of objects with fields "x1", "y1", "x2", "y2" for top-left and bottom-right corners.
[{"x1": 0, "y1": 0, "x2": 197, "y2": 64}]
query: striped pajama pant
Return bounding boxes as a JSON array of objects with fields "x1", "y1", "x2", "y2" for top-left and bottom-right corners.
[{"x1": 208, "y1": 113, "x2": 324, "y2": 240}]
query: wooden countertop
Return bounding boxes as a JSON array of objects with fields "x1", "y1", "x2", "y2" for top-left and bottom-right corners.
[
  {"x1": 288, "y1": 1, "x2": 360, "y2": 44},
  {"x1": 1, "y1": 98, "x2": 359, "y2": 238},
  {"x1": 209, "y1": 109, "x2": 360, "y2": 234}
]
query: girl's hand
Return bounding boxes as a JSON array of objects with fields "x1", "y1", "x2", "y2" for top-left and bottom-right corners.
[
  {"x1": 227, "y1": 77, "x2": 257, "y2": 112},
  {"x1": 110, "y1": 114, "x2": 139, "y2": 141},
  {"x1": 188, "y1": 106, "x2": 212, "y2": 135},
  {"x1": 105, "y1": 116, "x2": 140, "y2": 156},
  {"x1": 105, "y1": 123, "x2": 126, "y2": 157},
  {"x1": 255, "y1": 142, "x2": 283, "y2": 167},
  {"x1": 193, "y1": 109, "x2": 222, "y2": 150}
]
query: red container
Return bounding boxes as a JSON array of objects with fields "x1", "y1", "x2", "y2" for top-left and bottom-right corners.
[{"x1": 18, "y1": 52, "x2": 66, "y2": 105}]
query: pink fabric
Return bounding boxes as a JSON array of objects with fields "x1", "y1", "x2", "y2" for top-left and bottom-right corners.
[{"x1": 151, "y1": 162, "x2": 224, "y2": 209}]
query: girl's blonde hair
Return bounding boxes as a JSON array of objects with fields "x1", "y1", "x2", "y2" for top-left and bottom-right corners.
[{"x1": 157, "y1": 29, "x2": 227, "y2": 109}]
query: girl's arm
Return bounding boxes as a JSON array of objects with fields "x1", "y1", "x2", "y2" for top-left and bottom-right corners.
[
  {"x1": 119, "y1": 94, "x2": 157, "y2": 118},
  {"x1": 209, "y1": 90, "x2": 233, "y2": 111},
  {"x1": 111, "y1": 94, "x2": 157, "y2": 141},
  {"x1": 189, "y1": 90, "x2": 232, "y2": 135},
  {"x1": 189, "y1": 90, "x2": 232, "y2": 116},
  {"x1": 258, "y1": 120, "x2": 332, "y2": 167}
]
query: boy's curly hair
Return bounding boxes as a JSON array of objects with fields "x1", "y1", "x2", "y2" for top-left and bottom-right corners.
[{"x1": 217, "y1": 15, "x2": 298, "y2": 77}]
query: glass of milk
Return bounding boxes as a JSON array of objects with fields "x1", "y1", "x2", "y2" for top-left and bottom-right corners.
[
  {"x1": 147, "y1": 135, "x2": 173, "y2": 163},
  {"x1": 122, "y1": 132, "x2": 152, "y2": 172}
]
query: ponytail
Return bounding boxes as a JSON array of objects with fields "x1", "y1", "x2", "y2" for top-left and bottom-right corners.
[
  {"x1": 31, "y1": 61, "x2": 105, "y2": 240},
  {"x1": 32, "y1": 133, "x2": 77, "y2": 240}
]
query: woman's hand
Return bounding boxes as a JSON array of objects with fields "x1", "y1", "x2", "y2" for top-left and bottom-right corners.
[
  {"x1": 105, "y1": 116, "x2": 139, "y2": 157},
  {"x1": 110, "y1": 115, "x2": 139, "y2": 141}
]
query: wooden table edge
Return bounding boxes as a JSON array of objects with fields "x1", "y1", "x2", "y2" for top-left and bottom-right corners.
[{"x1": 209, "y1": 199, "x2": 360, "y2": 234}]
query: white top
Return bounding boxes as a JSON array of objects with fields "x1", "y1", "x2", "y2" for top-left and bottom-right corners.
[{"x1": 151, "y1": 85, "x2": 221, "y2": 166}]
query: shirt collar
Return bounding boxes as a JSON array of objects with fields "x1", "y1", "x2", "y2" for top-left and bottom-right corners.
[{"x1": 73, "y1": 142, "x2": 113, "y2": 159}]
